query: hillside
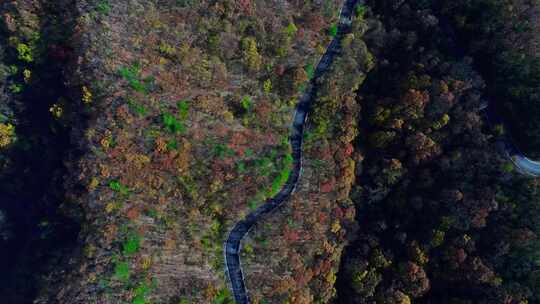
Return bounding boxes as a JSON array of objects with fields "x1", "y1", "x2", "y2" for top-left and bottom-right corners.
[{"x1": 0, "y1": 0, "x2": 539, "y2": 304}]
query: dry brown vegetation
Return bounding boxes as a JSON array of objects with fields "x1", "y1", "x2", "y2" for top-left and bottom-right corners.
[
  {"x1": 3, "y1": 0, "x2": 540, "y2": 303},
  {"x1": 29, "y1": 0, "x2": 370, "y2": 303}
]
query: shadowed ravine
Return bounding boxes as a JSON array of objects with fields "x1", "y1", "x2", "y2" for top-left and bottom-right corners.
[
  {"x1": 0, "y1": 1, "x2": 81, "y2": 302},
  {"x1": 223, "y1": 1, "x2": 362, "y2": 303}
]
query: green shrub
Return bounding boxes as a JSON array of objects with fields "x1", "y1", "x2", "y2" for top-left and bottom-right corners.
[
  {"x1": 123, "y1": 233, "x2": 141, "y2": 255},
  {"x1": 311, "y1": 159, "x2": 326, "y2": 169},
  {"x1": 213, "y1": 144, "x2": 235, "y2": 158},
  {"x1": 163, "y1": 112, "x2": 186, "y2": 133},
  {"x1": 132, "y1": 297, "x2": 145, "y2": 304},
  {"x1": 9, "y1": 83, "x2": 23, "y2": 94},
  {"x1": 158, "y1": 42, "x2": 176, "y2": 56},
  {"x1": 328, "y1": 24, "x2": 338, "y2": 37},
  {"x1": 109, "y1": 180, "x2": 130, "y2": 195},
  {"x1": 212, "y1": 288, "x2": 233, "y2": 304},
  {"x1": 241, "y1": 37, "x2": 262, "y2": 72},
  {"x1": 132, "y1": 281, "x2": 152, "y2": 304},
  {"x1": 432, "y1": 114, "x2": 450, "y2": 130},
  {"x1": 128, "y1": 98, "x2": 148, "y2": 116},
  {"x1": 284, "y1": 153, "x2": 293, "y2": 165},
  {"x1": 118, "y1": 64, "x2": 153, "y2": 94},
  {"x1": 7, "y1": 65, "x2": 18, "y2": 75},
  {"x1": 243, "y1": 243, "x2": 254, "y2": 255},
  {"x1": 263, "y1": 79, "x2": 272, "y2": 93},
  {"x1": 494, "y1": 124, "x2": 505, "y2": 136},
  {"x1": 370, "y1": 106, "x2": 391, "y2": 125},
  {"x1": 210, "y1": 219, "x2": 222, "y2": 236},
  {"x1": 501, "y1": 162, "x2": 514, "y2": 173},
  {"x1": 166, "y1": 139, "x2": 179, "y2": 151},
  {"x1": 0, "y1": 123, "x2": 16, "y2": 148},
  {"x1": 207, "y1": 33, "x2": 221, "y2": 54},
  {"x1": 255, "y1": 156, "x2": 273, "y2": 176},
  {"x1": 119, "y1": 64, "x2": 139, "y2": 80},
  {"x1": 267, "y1": 154, "x2": 292, "y2": 196},
  {"x1": 177, "y1": 100, "x2": 190, "y2": 120},
  {"x1": 355, "y1": 4, "x2": 367, "y2": 18},
  {"x1": 285, "y1": 22, "x2": 298, "y2": 37},
  {"x1": 16, "y1": 43, "x2": 33, "y2": 63},
  {"x1": 305, "y1": 64, "x2": 315, "y2": 80},
  {"x1": 248, "y1": 199, "x2": 258, "y2": 210},
  {"x1": 114, "y1": 261, "x2": 130, "y2": 282},
  {"x1": 236, "y1": 162, "x2": 247, "y2": 174},
  {"x1": 176, "y1": 0, "x2": 195, "y2": 8},
  {"x1": 96, "y1": 0, "x2": 111, "y2": 14},
  {"x1": 178, "y1": 175, "x2": 198, "y2": 199},
  {"x1": 431, "y1": 230, "x2": 445, "y2": 247},
  {"x1": 241, "y1": 96, "x2": 253, "y2": 111},
  {"x1": 200, "y1": 235, "x2": 212, "y2": 249}
]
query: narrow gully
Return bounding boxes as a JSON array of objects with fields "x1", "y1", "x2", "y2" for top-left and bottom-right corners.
[{"x1": 0, "y1": 1, "x2": 82, "y2": 302}]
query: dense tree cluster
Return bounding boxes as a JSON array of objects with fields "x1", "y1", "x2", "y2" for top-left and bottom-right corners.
[
  {"x1": 433, "y1": 0, "x2": 540, "y2": 157},
  {"x1": 337, "y1": 2, "x2": 540, "y2": 303}
]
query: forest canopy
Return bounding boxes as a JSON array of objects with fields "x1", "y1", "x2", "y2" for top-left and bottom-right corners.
[{"x1": 0, "y1": 0, "x2": 539, "y2": 303}]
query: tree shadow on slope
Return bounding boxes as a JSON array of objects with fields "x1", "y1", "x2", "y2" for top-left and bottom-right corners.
[{"x1": 0, "y1": 1, "x2": 84, "y2": 302}]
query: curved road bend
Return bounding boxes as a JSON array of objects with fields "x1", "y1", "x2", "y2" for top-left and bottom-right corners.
[
  {"x1": 224, "y1": 1, "x2": 362, "y2": 303},
  {"x1": 500, "y1": 135, "x2": 540, "y2": 176},
  {"x1": 484, "y1": 106, "x2": 540, "y2": 176},
  {"x1": 510, "y1": 155, "x2": 540, "y2": 176}
]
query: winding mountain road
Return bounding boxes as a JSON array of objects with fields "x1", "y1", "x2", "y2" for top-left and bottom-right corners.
[{"x1": 223, "y1": 1, "x2": 362, "y2": 303}]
